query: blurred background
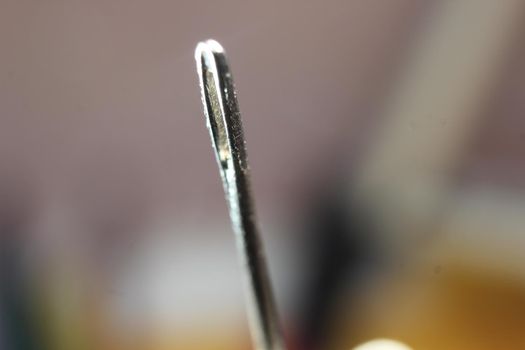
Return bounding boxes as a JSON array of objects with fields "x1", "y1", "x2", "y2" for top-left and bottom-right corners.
[{"x1": 1, "y1": 0, "x2": 525, "y2": 349}]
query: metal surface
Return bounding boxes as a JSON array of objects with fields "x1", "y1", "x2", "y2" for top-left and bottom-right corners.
[{"x1": 195, "y1": 40, "x2": 286, "y2": 350}]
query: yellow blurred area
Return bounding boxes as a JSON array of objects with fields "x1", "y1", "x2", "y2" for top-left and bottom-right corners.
[{"x1": 336, "y1": 257, "x2": 525, "y2": 350}]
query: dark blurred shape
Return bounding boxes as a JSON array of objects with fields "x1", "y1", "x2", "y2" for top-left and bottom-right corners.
[
  {"x1": 296, "y1": 175, "x2": 374, "y2": 350},
  {"x1": 0, "y1": 196, "x2": 42, "y2": 350}
]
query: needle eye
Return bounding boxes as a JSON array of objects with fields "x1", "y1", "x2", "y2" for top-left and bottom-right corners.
[{"x1": 195, "y1": 41, "x2": 231, "y2": 169}]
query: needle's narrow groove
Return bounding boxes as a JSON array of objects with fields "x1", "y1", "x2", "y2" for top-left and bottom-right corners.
[{"x1": 195, "y1": 40, "x2": 286, "y2": 350}]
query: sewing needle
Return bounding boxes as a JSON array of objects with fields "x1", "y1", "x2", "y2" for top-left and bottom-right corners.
[{"x1": 195, "y1": 39, "x2": 286, "y2": 350}]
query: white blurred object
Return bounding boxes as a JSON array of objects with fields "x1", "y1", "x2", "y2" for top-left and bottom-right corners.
[{"x1": 353, "y1": 339, "x2": 413, "y2": 350}]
